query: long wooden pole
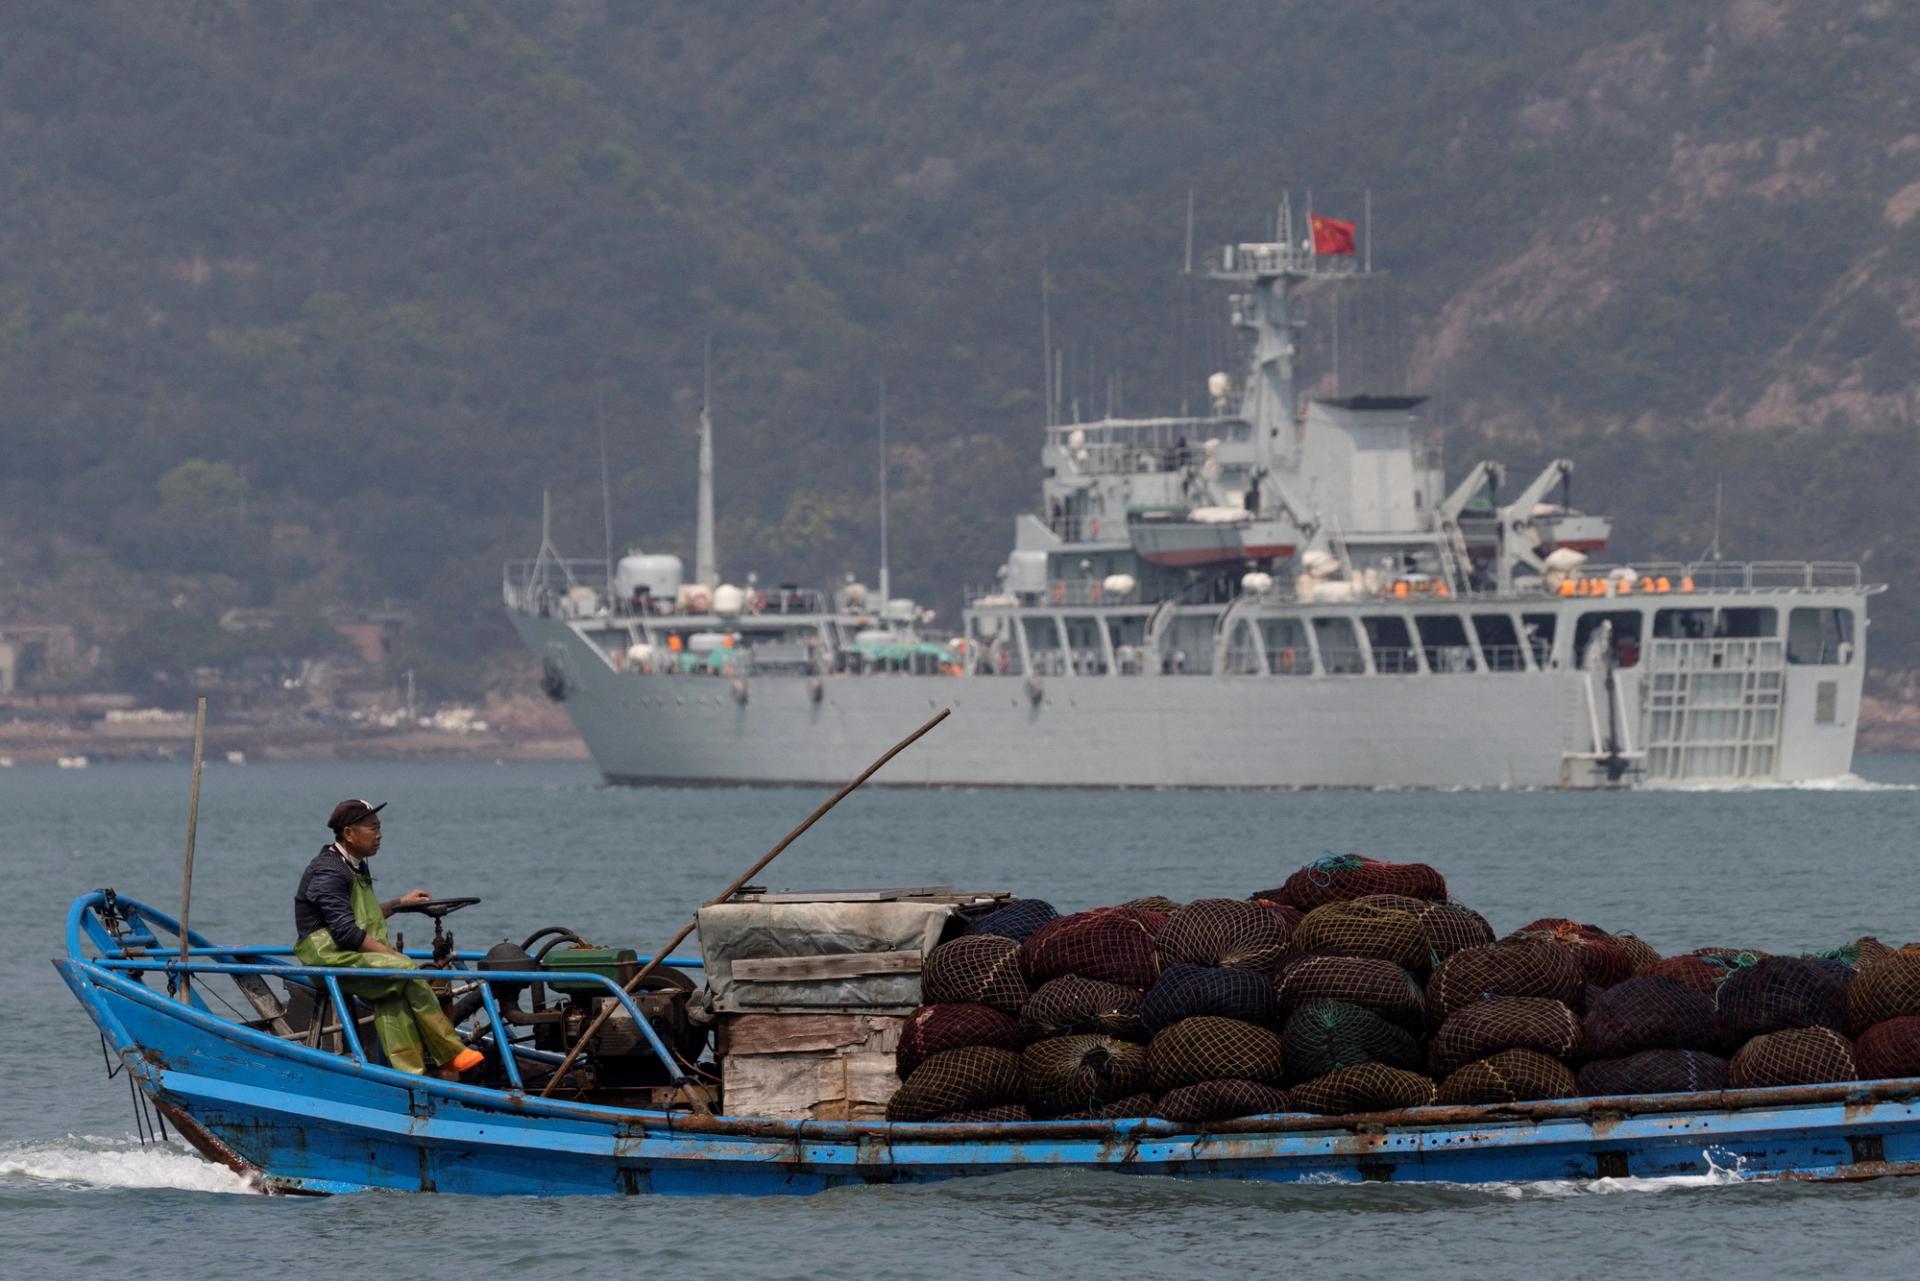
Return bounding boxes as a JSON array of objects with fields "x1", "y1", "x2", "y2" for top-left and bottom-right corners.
[
  {"x1": 540, "y1": 707, "x2": 951, "y2": 1102},
  {"x1": 176, "y1": 696, "x2": 208, "y2": 1003}
]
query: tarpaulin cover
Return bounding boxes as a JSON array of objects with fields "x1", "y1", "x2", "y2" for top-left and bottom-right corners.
[
  {"x1": 1153, "y1": 1079, "x2": 1293, "y2": 1122},
  {"x1": 1428, "y1": 997, "x2": 1582, "y2": 1076},
  {"x1": 1290, "y1": 1064, "x2": 1437, "y2": 1114},
  {"x1": 1141, "y1": 964, "x2": 1277, "y2": 1034},
  {"x1": 1728, "y1": 1027, "x2": 1857, "y2": 1089},
  {"x1": 1281, "y1": 998, "x2": 1424, "y2": 1082},
  {"x1": 886, "y1": 1046, "x2": 1023, "y2": 1121},
  {"x1": 1577, "y1": 1049, "x2": 1728, "y2": 1096},
  {"x1": 1147, "y1": 1016, "x2": 1288, "y2": 1093},
  {"x1": 1157, "y1": 899, "x2": 1291, "y2": 970},
  {"x1": 1434, "y1": 1048, "x2": 1578, "y2": 1105},
  {"x1": 896, "y1": 1003, "x2": 1022, "y2": 1079},
  {"x1": 1019, "y1": 976, "x2": 1146, "y2": 1043},
  {"x1": 921, "y1": 936, "x2": 1030, "y2": 1015},
  {"x1": 697, "y1": 899, "x2": 957, "y2": 1013}
]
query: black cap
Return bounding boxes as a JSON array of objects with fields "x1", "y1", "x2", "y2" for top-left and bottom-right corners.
[{"x1": 327, "y1": 798, "x2": 387, "y2": 833}]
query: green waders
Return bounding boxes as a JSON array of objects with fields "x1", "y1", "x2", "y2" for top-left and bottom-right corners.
[{"x1": 293, "y1": 874, "x2": 465, "y2": 1075}]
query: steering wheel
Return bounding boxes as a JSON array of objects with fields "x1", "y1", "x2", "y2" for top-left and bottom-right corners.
[{"x1": 391, "y1": 896, "x2": 482, "y2": 920}]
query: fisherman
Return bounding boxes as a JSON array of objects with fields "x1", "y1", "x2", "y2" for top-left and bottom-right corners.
[{"x1": 293, "y1": 799, "x2": 484, "y2": 1077}]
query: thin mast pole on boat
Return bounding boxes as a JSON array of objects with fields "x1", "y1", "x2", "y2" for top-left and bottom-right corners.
[
  {"x1": 175, "y1": 696, "x2": 207, "y2": 1003},
  {"x1": 695, "y1": 335, "x2": 717, "y2": 587},
  {"x1": 877, "y1": 376, "x2": 890, "y2": 606},
  {"x1": 539, "y1": 708, "x2": 953, "y2": 1105},
  {"x1": 596, "y1": 391, "x2": 614, "y2": 608}
]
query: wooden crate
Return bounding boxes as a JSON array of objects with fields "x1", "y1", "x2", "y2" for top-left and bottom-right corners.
[{"x1": 717, "y1": 1013, "x2": 904, "y2": 1121}]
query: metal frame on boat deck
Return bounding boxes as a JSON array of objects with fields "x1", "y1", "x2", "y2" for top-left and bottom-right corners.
[{"x1": 58, "y1": 892, "x2": 1920, "y2": 1196}]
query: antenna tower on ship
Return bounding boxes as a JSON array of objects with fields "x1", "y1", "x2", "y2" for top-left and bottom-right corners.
[{"x1": 695, "y1": 335, "x2": 717, "y2": 587}]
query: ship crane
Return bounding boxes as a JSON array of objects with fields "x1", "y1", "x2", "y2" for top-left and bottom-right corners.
[{"x1": 1495, "y1": 459, "x2": 1577, "y2": 593}]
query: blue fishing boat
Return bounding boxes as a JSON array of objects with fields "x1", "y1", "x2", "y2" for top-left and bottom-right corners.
[{"x1": 56, "y1": 889, "x2": 1920, "y2": 1196}]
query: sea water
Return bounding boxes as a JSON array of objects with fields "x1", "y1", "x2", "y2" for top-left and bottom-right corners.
[{"x1": 4, "y1": 756, "x2": 1919, "y2": 1279}]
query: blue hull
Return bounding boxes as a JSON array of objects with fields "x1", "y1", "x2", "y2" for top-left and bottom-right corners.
[{"x1": 58, "y1": 957, "x2": 1920, "y2": 1196}]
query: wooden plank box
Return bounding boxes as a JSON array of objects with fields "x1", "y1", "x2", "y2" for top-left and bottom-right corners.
[{"x1": 717, "y1": 1013, "x2": 905, "y2": 1122}]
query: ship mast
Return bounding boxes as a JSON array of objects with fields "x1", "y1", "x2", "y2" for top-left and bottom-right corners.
[
  {"x1": 695, "y1": 337, "x2": 717, "y2": 587},
  {"x1": 877, "y1": 377, "x2": 891, "y2": 606}
]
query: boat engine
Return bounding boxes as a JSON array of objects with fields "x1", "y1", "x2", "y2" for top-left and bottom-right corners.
[{"x1": 475, "y1": 928, "x2": 706, "y2": 1089}]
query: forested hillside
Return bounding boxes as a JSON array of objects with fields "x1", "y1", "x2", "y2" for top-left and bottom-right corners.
[{"x1": 2, "y1": 0, "x2": 1916, "y2": 699}]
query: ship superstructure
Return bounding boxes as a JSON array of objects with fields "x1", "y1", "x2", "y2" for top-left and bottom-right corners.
[{"x1": 507, "y1": 214, "x2": 1880, "y2": 789}]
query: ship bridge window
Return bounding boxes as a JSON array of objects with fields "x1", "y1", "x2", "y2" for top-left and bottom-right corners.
[
  {"x1": 1414, "y1": 615, "x2": 1476, "y2": 673},
  {"x1": 1787, "y1": 607, "x2": 1855, "y2": 665},
  {"x1": 1257, "y1": 617, "x2": 1312, "y2": 676},
  {"x1": 1470, "y1": 614, "x2": 1526, "y2": 672},
  {"x1": 1522, "y1": 612, "x2": 1558, "y2": 669},
  {"x1": 1654, "y1": 608, "x2": 1712, "y2": 639},
  {"x1": 1572, "y1": 610, "x2": 1643, "y2": 669},
  {"x1": 1312, "y1": 617, "x2": 1364, "y2": 674},
  {"x1": 1362, "y1": 615, "x2": 1419, "y2": 674},
  {"x1": 1716, "y1": 607, "x2": 1776, "y2": 639}
]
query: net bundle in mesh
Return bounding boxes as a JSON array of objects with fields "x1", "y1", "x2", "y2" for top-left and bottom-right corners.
[
  {"x1": 1147, "y1": 1016, "x2": 1288, "y2": 1093},
  {"x1": 1715, "y1": 956, "x2": 1851, "y2": 1044},
  {"x1": 1611, "y1": 932, "x2": 1663, "y2": 975},
  {"x1": 886, "y1": 1046, "x2": 1024, "y2": 1122},
  {"x1": 1157, "y1": 899, "x2": 1292, "y2": 971},
  {"x1": 1054, "y1": 1092, "x2": 1156, "y2": 1121},
  {"x1": 1576, "y1": 1050, "x2": 1728, "y2": 1097},
  {"x1": 1855, "y1": 1015, "x2": 1920, "y2": 1080},
  {"x1": 1021, "y1": 910, "x2": 1162, "y2": 988},
  {"x1": 1648, "y1": 954, "x2": 1734, "y2": 1000},
  {"x1": 1807, "y1": 936, "x2": 1892, "y2": 971},
  {"x1": 1581, "y1": 976, "x2": 1718, "y2": 1060},
  {"x1": 921, "y1": 935, "x2": 1030, "y2": 1014},
  {"x1": 1274, "y1": 954, "x2": 1428, "y2": 1032},
  {"x1": 897, "y1": 1003, "x2": 1024, "y2": 1079},
  {"x1": 1119, "y1": 896, "x2": 1185, "y2": 914},
  {"x1": 1371, "y1": 896, "x2": 1498, "y2": 969},
  {"x1": 1500, "y1": 919, "x2": 1635, "y2": 990},
  {"x1": 1691, "y1": 946, "x2": 1770, "y2": 965},
  {"x1": 1426, "y1": 942, "x2": 1585, "y2": 1024},
  {"x1": 1260, "y1": 854, "x2": 1448, "y2": 912},
  {"x1": 1020, "y1": 1034, "x2": 1151, "y2": 1117},
  {"x1": 1141, "y1": 963, "x2": 1278, "y2": 1034},
  {"x1": 965, "y1": 898, "x2": 1059, "y2": 944},
  {"x1": 931, "y1": 1104, "x2": 1031, "y2": 1123},
  {"x1": 1847, "y1": 953, "x2": 1920, "y2": 1033},
  {"x1": 1428, "y1": 997, "x2": 1582, "y2": 1077},
  {"x1": 1727, "y1": 1027, "x2": 1857, "y2": 1089},
  {"x1": 1290, "y1": 1064, "x2": 1437, "y2": 1115},
  {"x1": 1288, "y1": 900, "x2": 1428, "y2": 973},
  {"x1": 1250, "y1": 899, "x2": 1307, "y2": 936},
  {"x1": 1152, "y1": 1079, "x2": 1292, "y2": 1123},
  {"x1": 1018, "y1": 976, "x2": 1147, "y2": 1043},
  {"x1": 1281, "y1": 998, "x2": 1425, "y2": 1082},
  {"x1": 1434, "y1": 1048, "x2": 1579, "y2": 1105}
]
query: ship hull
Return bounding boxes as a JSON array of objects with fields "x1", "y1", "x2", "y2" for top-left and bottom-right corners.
[{"x1": 511, "y1": 612, "x2": 1864, "y2": 789}]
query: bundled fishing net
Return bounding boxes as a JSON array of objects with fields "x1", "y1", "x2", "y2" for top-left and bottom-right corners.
[
  {"x1": 1427, "y1": 942, "x2": 1584, "y2": 1023},
  {"x1": 1281, "y1": 998, "x2": 1424, "y2": 1082},
  {"x1": 1611, "y1": 932, "x2": 1663, "y2": 975},
  {"x1": 1807, "y1": 937, "x2": 1891, "y2": 971},
  {"x1": 1289, "y1": 900, "x2": 1428, "y2": 973},
  {"x1": 1500, "y1": 919, "x2": 1634, "y2": 990},
  {"x1": 1152, "y1": 1079, "x2": 1292, "y2": 1123},
  {"x1": 965, "y1": 898, "x2": 1059, "y2": 944},
  {"x1": 1648, "y1": 954, "x2": 1733, "y2": 1000},
  {"x1": 1120, "y1": 896, "x2": 1185, "y2": 914},
  {"x1": 1691, "y1": 946, "x2": 1769, "y2": 965},
  {"x1": 1854, "y1": 1015, "x2": 1920, "y2": 1080},
  {"x1": 897, "y1": 1003, "x2": 1023, "y2": 1079},
  {"x1": 1847, "y1": 953, "x2": 1920, "y2": 1032},
  {"x1": 1157, "y1": 899, "x2": 1292, "y2": 971},
  {"x1": 1274, "y1": 955, "x2": 1427, "y2": 1031},
  {"x1": 1260, "y1": 854, "x2": 1448, "y2": 911},
  {"x1": 1434, "y1": 1049, "x2": 1579, "y2": 1106},
  {"x1": 1141, "y1": 964, "x2": 1277, "y2": 1034},
  {"x1": 1147, "y1": 1016, "x2": 1288, "y2": 1093},
  {"x1": 1250, "y1": 898, "x2": 1307, "y2": 936},
  {"x1": 1577, "y1": 1049, "x2": 1728, "y2": 1097},
  {"x1": 922, "y1": 935, "x2": 1030, "y2": 1014},
  {"x1": 1428, "y1": 997, "x2": 1582, "y2": 1077},
  {"x1": 1019, "y1": 976, "x2": 1146, "y2": 1043},
  {"x1": 1715, "y1": 956, "x2": 1850, "y2": 1043},
  {"x1": 1290, "y1": 1064, "x2": 1437, "y2": 1115},
  {"x1": 1020, "y1": 1035, "x2": 1151, "y2": 1117},
  {"x1": 1581, "y1": 976, "x2": 1717, "y2": 1060},
  {"x1": 1393, "y1": 897, "x2": 1497, "y2": 969},
  {"x1": 1021, "y1": 910, "x2": 1162, "y2": 988},
  {"x1": 931, "y1": 1104, "x2": 1031, "y2": 1123},
  {"x1": 1054, "y1": 1092, "x2": 1156, "y2": 1121},
  {"x1": 1727, "y1": 1027, "x2": 1856, "y2": 1089},
  {"x1": 886, "y1": 1046, "x2": 1024, "y2": 1121}
]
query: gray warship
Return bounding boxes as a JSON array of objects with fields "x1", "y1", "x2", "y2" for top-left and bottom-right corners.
[{"x1": 507, "y1": 213, "x2": 1879, "y2": 788}]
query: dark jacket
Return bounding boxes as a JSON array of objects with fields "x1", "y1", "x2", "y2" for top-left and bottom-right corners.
[{"x1": 294, "y1": 844, "x2": 373, "y2": 951}]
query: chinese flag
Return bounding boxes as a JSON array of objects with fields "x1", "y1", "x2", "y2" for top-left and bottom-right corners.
[{"x1": 1310, "y1": 214, "x2": 1357, "y2": 256}]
